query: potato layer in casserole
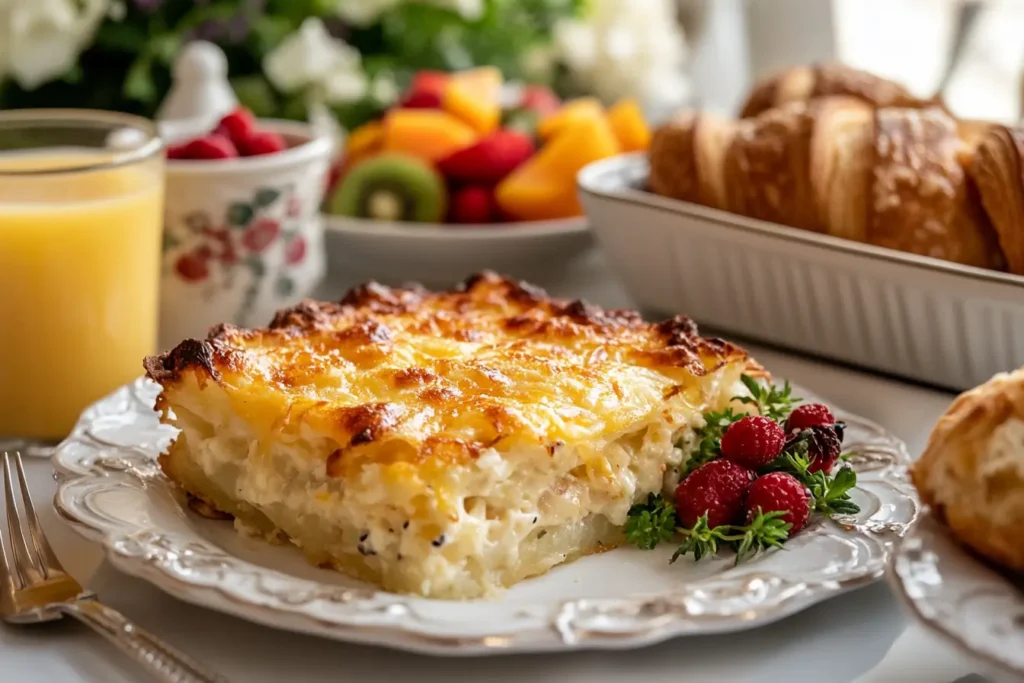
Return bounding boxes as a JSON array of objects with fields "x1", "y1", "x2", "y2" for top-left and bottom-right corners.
[{"x1": 144, "y1": 272, "x2": 760, "y2": 599}]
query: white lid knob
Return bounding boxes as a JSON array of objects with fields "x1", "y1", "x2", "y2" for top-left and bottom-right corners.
[{"x1": 156, "y1": 41, "x2": 238, "y2": 136}]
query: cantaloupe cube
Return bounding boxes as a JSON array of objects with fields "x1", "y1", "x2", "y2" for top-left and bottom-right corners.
[
  {"x1": 382, "y1": 109, "x2": 478, "y2": 163},
  {"x1": 536, "y1": 97, "x2": 604, "y2": 140},
  {"x1": 496, "y1": 115, "x2": 620, "y2": 221},
  {"x1": 607, "y1": 99, "x2": 651, "y2": 152},
  {"x1": 442, "y1": 67, "x2": 503, "y2": 135}
]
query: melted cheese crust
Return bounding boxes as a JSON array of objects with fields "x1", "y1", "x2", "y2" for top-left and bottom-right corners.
[
  {"x1": 147, "y1": 272, "x2": 756, "y2": 478},
  {"x1": 146, "y1": 273, "x2": 762, "y2": 598}
]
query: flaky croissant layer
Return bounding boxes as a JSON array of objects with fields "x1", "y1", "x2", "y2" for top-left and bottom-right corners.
[{"x1": 649, "y1": 99, "x2": 1006, "y2": 271}]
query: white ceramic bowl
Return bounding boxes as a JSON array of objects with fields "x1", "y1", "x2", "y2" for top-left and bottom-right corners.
[
  {"x1": 159, "y1": 119, "x2": 333, "y2": 350},
  {"x1": 579, "y1": 152, "x2": 1024, "y2": 391},
  {"x1": 322, "y1": 214, "x2": 593, "y2": 290}
]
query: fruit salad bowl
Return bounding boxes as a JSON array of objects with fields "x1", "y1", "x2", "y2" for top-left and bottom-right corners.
[
  {"x1": 318, "y1": 68, "x2": 650, "y2": 288},
  {"x1": 323, "y1": 214, "x2": 591, "y2": 290}
]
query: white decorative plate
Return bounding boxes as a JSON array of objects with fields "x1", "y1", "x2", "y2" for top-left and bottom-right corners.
[
  {"x1": 890, "y1": 513, "x2": 1024, "y2": 679},
  {"x1": 53, "y1": 378, "x2": 919, "y2": 656}
]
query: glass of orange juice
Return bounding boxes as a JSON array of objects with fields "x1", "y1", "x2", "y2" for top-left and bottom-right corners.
[{"x1": 0, "y1": 110, "x2": 165, "y2": 443}]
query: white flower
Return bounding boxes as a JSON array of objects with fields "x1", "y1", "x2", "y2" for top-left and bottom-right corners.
[
  {"x1": 263, "y1": 17, "x2": 368, "y2": 106},
  {"x1": 554, "y1": 0, "x2": 689, "y2": 111},
  {"x1": 0, "y1": 0, "x2": 109, "y2": 90},
  {"x1": 335, "y1": 0, "x2": 402, "y2": 27},
  {"x1": 370, "y1": 73, "x2": 399, "y2": 105}
]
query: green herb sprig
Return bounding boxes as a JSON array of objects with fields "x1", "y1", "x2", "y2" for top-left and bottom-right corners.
[{"x1": 623, "y1": 494, "x2": 677, "y2": 550}]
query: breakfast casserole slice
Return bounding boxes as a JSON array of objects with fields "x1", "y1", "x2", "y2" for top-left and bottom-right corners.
[{"x1": 145, "y1": 273, "x2": 762, "y2": 599}]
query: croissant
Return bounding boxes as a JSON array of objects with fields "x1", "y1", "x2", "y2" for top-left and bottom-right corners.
[
  {"x1": 740, "y1": 63, "x2": 933, "y2": 119},
  {"x1": 648, "y1": 110, "x2": 736, "y2": 211},
  {"x1": 969, "y1": 125, "x2": 1024, "y2": 274},
  {"x1": 649, "y1": 99, "x2": 1006, "y2": 270}
]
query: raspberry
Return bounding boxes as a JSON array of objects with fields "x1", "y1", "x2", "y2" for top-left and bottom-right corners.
[
  {"x1": 745, "y1": 472, "x2": 811, "y2": 533},
  {"x1": 785, "y1": 403, "x2": 835, "y2": 434},
  {"x1": 169, "y1": 134, "x2": 238, "y2": 160},
  {"x1": 217, "y1": 107, "x2": 257, "y2": 146},
  {"x1": 803, "y1": 424, "x2": 842, "y2": 474},
  {"x1": 720, "y1": 415, "x2": 786, "y2": 468},
  {"x1": 675, "y1": 460, "x2": 755, "y2": 528},
  {"x1": 238, "y1": 130, "x2": 287, "y2": 156},
  {"x1": 449, "y1": 186, "x2": 497, "y2": 224}
]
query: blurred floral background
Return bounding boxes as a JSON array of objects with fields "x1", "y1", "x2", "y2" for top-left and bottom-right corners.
[{"x1": 0, "y1": 0, "x2": 690, "y2": 130}]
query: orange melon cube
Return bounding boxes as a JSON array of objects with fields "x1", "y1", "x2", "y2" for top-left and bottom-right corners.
[
  {"x1": 381, "y1": 109, "x2": 478, "y2": 163},
  {"x1": 496, "y1": 115, "x2": 621, "y2": 221},
  {"x1": 536, "y1": 97, "x2": 604, "y2": 140},
  {"x1": 344, "y1": 120, "x2": 384, "y2": 164},
  {"x1": 442, "y1": 67, "x2": 503, "y2": 135},
  {"x1": 607, "y1": 99, "x2": 651, "y2": 152}
]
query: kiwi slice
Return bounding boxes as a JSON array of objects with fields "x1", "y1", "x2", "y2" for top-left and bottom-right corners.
[{"x1": 328, "y1": 154, "x2": 447, "y2": 223}]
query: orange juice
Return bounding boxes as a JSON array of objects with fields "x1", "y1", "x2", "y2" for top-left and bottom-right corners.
[{"x1": 0, "y1": 149, "x2": 164, "y2": 439}]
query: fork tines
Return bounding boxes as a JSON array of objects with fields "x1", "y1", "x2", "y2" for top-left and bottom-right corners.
[{"x1": 2, "y1": 451, "x2": 64, "y2": 589}]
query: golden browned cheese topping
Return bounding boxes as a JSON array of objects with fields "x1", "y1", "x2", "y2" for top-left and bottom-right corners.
[
  {"x1": 725, "y1": 102, "x2": 821, "y2": 231},
  {"x1": 146, "y1": 273, "x2": 755, "y2": 477}
]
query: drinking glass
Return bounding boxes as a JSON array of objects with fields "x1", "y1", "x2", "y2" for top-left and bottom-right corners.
[{"x1": 0, "y1": 110, "x2": 165, "y2": 444}]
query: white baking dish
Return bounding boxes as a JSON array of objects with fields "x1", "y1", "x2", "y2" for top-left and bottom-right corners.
[{"x1": 578, "y1": 152, "x2": 1024, "y2": 391}]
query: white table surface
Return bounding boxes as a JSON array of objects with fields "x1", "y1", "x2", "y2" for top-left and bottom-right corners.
[{"x1": 0, "y1": 266, "x2": 1003, "y2": 683}]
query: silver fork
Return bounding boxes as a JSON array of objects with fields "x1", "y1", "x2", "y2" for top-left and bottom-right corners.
[{"x1": 0, "y1": 451, "x2": 229, "y2": 683}]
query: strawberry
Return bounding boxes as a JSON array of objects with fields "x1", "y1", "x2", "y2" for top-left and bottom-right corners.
[
  {"x1": 399, "y1": 90, "x2": 444, "y2": 109},
  {"x1": 217, "y1": 107, "x2": 257, "y2": 146},
  {"x1": 520, "y1": 84, "x2": 560, "y2": 115},
  {"x1": 238, "y1": 130, "x2": 287, "y2": 156},
  {"x1": 674, "y1": 459, "x2": 755, "y2": 529},
  {"x1": 720, "y1": 415, "x2": 786, "y2": 468},
  {"x1": 785, "y1": 403, "x2": 835, "y2": 435},
  {"x1": 744, "y1": 472, "x2": 811, "y2": 534},
  {"x1": 449, "y1": 186, "x2": 497, "y2": 224},
  {"x1": 168, "y1": 134, "x2": 238, "y2": 160},
  {"x1": 399, "y1": 70, "x2": 449, "y2": 109},
  {"x1": 410, "y1": 70, "x2": 449, "y2": 95},
  {"x1": 437, "y1": 130, "x2": 534, "y2": 185}
]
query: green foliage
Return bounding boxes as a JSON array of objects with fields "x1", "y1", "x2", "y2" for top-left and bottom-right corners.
[{"x1": 0, "y1": 0, "x2": 585, "y2": 123}]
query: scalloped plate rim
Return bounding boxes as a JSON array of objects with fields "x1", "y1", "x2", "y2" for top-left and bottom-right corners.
[
  {"x1": 888, "y1": 513, "x2": 1024, "y2": 680},
  {"x1": 52, "y1": 378, "x2": 920, "y2": 655}
]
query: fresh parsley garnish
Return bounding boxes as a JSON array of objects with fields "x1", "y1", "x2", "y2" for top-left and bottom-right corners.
[
  {"x1": 738, "y1": 375, "x2": 800, "y2": 421},
  {"x1": 623, "y1": 493, "x2": 677, "y2": 550}
]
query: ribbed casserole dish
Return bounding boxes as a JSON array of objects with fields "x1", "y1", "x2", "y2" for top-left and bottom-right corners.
[{"x1": 579, "y1": 152, "x2": 1024, "y2": 391}]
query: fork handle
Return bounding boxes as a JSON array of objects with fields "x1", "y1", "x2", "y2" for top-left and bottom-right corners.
[{"x1": 58, "y1": 601, "x2": 230, "y2": 683}]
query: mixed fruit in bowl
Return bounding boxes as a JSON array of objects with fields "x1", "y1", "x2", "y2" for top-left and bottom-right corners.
[{"x1": 324, "y1": 68, "x2": 651, "y2": 226}]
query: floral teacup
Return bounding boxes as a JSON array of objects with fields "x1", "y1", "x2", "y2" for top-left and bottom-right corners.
[{"x1": 159, "y1": 119, "x2": 333, "y2": 349}]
